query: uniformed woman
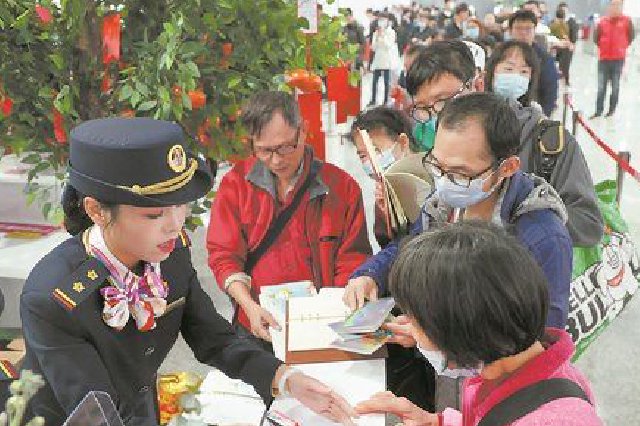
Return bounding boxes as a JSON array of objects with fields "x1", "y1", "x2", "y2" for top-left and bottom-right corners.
[{"x1": 20, "y1": 118, "x2": 355, "y2": 425}]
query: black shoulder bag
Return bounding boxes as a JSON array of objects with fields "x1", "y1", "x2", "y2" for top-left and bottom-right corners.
[
  {"x1": 477, "y1": 378, "x2": 591, "y2": 426},
  {"x1": 232, "y1": 165, "x2": 320, "y2": 326}
]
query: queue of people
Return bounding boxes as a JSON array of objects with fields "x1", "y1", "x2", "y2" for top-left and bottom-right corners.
[{"x1": 15, "y1": 2, "x2": 626, "y2": 426}]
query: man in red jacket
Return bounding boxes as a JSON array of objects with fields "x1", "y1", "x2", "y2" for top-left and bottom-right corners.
[
  {"x1": 591, "y1": 0, "x2": 635, "y2": 118},
  {"x1": 207, "y1": 91, "x2": 371, "y2": 342}
]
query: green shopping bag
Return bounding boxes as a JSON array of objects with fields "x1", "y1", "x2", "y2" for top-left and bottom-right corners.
[{"x1": 567, "y1": 180, "x2": 640, "y2": 360}]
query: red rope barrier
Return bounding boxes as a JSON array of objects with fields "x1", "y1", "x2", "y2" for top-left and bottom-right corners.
[{"x1": 565, "y1": 94, "x2": 640, "y2": 185}]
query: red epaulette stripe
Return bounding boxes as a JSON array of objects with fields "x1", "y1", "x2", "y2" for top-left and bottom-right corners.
[
  {"x1": 52, "y1": 288, "x2": 76, "y2": 311},
  {"x1": 0, "y1": 360, "x2": 18, "y2": 379}
]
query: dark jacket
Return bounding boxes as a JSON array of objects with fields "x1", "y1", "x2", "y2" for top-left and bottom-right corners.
[
  {"x1": 21, "y1": 233, "x2": 282, "y2": 426},
  {"x1": 351, "y1": 171, "x2": 573, "y2": 329},
  {"x1": 512, "y1": 100, "x2": 604, "y2": 247},
  {"x1": 533, "y1": 43, "x2": 559, "y2": 116}
]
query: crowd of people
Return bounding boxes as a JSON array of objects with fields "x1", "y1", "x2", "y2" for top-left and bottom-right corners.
[{"x1": 14, "y1": 1, "x2": 637, "y2": 425}]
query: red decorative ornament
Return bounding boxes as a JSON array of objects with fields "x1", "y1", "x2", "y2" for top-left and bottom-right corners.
[
  {"x1": 1, "y1": 97, "x2": 13, "y2": 117},
  {"x1": 188, "y1": 90, "x2": 206, "y2": 110},
  {"x1": 35, "y1": 5, "x2": 53, "y2": 25},
  {"x1": 53, "y1": 109, "x2": 67, "y2": 144},
  {"x1": 326, "y1": 66, "x2": 349, "y2": 102},
  {"x1": 102, "y1": 13, "x2": 121, "y2": 65},
  {"x1": 222, "y1": 42, "x2": 233, "y2": 58}
]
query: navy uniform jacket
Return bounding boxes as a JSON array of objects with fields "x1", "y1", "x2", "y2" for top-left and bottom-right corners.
[{"x1": 20, "y1": 232, "x2": 282, "y2": 425}]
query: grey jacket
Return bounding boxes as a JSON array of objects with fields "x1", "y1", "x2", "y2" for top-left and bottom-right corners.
[{"x1": 511, "y1": 100, "x2": 604, "y2": 247}]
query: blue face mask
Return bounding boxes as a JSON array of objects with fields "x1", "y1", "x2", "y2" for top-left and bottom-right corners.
[
  {"x1": 378, "y1": 143, "x2": 397, "y2": 171},
  {"x1": 493, "y1": 73, "x2": 530, "y2": 101},
  {"x1": 362, "y1": 160, "x2": 375, "y2": 177},
  {"x1": 434, "y1": 170, "x2": 500, "y2": 209},
  {"x1": 417, "y1": 344, "x2": 481, "y2": 379},
  {"x1": 465, "y1": 27, "x2": 480, "y2": 39}
]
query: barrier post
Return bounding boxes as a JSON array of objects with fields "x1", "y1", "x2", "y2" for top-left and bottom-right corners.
[
  {"x1": 562, "y1": 92, "x2": 569, "y2": 129},
  {"x1": 616, "y1": 151, "x2": 631, "y2": 206},
  {"x1": 572, "y1": 110, "x2": 580, "y2": 137}
]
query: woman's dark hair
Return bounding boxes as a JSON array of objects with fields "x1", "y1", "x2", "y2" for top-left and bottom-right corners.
[
  {"x1": 485, "y1": 40, "x2": 540, "y2": 106},
  {"x1": 389, "y1": 222, "x2": 549, "y2": 367},
  {"x1": 62, "y1": 185, "x2": 119, "y2": 236},
  {"x1": 351, "y1": 106, "x2": 419, "y2": 152},
  {"x1": 437, "y1": 92, "x2": 521, "y2": 160}
]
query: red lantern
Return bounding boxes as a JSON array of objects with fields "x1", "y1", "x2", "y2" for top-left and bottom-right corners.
[
  {"x1": 222, "y1": 42, "x2": 233, "y2": 58},
  {"x1": 102, "y1": 13, "x2": 121, "y2": 65}
]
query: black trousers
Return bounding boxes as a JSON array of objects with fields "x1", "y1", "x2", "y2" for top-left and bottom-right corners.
[{"x1": 371, "y1": 69, "x2": 390, "y2": 105}]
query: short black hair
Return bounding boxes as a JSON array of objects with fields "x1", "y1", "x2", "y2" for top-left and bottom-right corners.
[
  {"x1": 454, "y1": 2, "x2": 469, "y2": 15},
  {"x1": 558, "y1": 2, "x2": 568, "y2": 8},
  {"x1": 241, "y1": 91, "x2": 300, "y2": 139},
  {"x1": 406, "y1": 43, "x2": 428, "y2": 59},
  {"x1": 485, "y1": 40, "x2": 540, "y2": 107},
  {"x1": 524, "y1": 0, "x2": 540, "y2": 9},
  {"x1": 406, "y1": 41, "x2": 475, "y2": 97},
  {"x1": 437, "y1": 92, "x2": 521, "y2": 160},
  {"x1": 509, "y1": 9, "x2": 538, "y2": 28},
  {"x1": 390, "y1": 222, "x2": 549, "y2": 367},
  {"x1": 351, "y1": 106, "x2": 419, "y2": 152},
  {"x1": 555, "y1": 8, "x2": 566, "y2": 19}
]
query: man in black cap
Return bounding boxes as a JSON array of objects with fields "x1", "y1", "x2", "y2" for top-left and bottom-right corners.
[{"x1": 19, "y1": 118, "x2": 356, "y2": 425}]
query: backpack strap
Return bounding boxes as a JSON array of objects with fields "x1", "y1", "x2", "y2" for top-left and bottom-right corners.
[
  {"x1": 477, "y1": 378, "x2": 591, "y2": 426},
  {"x1": 530, "y1": 119, "x2": 565, "y2": 184}
]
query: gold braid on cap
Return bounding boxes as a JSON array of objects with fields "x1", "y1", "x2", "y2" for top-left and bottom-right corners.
[{"x1": 117, "y1": 158, "x2": 198, "y2": 195}]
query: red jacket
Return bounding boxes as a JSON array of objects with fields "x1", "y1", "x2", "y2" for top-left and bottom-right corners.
[
  {"x1": 207, "y1": 147, "x2": 371, "y2": 327},
  {"x1": 596, "y1": 16, "x2": 634, "y2": 61}
]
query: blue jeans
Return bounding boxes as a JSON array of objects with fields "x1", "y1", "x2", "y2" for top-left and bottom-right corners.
[{"x1": 596, "y1": 59, "x2": 624, "y2": 114}]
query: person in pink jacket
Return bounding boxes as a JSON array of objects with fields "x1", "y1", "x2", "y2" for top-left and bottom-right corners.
[{"x1": 355, "y1": 222, "x2": 603, "y2": 426}]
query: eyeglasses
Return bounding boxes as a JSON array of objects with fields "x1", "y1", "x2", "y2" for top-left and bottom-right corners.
[
  {"x1": 422, "y1": 150, "x2": 502, "y2": 188},
  {"x1": 410, "y1": 80, "x2": 472, "y2": 123},
  {"x1": 253, "y1": 128, "x2": 301, "y2": 159}
]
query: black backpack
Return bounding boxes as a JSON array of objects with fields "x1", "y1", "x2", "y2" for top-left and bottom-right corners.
[{"x1": 527, "y1": 118, "x2": 566, "y2": 184}]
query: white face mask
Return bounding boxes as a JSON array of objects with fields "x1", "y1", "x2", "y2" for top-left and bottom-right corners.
[
  {"x1": 417, "y1": 343, "x2": 482, "y2": 379},
  {"x1": 378, "y1": 19, "x2": 389, "y2": 29}
]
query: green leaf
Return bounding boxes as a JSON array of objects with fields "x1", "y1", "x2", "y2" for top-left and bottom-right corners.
[
  {"x1": 137, "y1": 100, "x2": 157, "y2": 111},
  {"x1": 130, "y1": 91, "x2": 141, "y2": 108},
  {"x1": 119, "y1": 84, "x2": 133, "y2": 101},
  {"x1": 43, "y1": 202, "x2": 52, "y2": 219},
  {"x1": 21, "y1": 153, "x2": 41, "y2": 165},
  {"x1": 228, "y1": 76, "x2": 241, "y2": 89},
  {"x1": 49, "y1": 53, "x2": 64, "y2": 70}
]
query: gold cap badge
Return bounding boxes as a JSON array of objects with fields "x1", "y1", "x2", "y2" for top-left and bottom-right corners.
[{"x1": 167, "y1": 145, "x2": 187, "y2": 173}]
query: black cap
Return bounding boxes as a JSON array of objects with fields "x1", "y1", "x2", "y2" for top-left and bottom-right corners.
[{"x1": 68, "y1": 118, "x2": 213, "y2": 207}]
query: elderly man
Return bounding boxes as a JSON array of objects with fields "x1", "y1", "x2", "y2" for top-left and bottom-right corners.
[{"x1": 207, "y1": 91, "x2": 370, "y2": 342}]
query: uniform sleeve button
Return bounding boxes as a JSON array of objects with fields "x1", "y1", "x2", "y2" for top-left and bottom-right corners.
[
  {"x1": 144, "y1": 346, "x2": 155, "y2": 356},
  {"x1": 139, "y1": 385, "x2": 150, "y2": 393}
]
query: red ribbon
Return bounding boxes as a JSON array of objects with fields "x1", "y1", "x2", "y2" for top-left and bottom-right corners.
[{"x1": 102, "y1": 13, "x2": 121, "y2": 65}]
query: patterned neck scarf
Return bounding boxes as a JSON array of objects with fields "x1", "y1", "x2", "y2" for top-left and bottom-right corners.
[{"x1": 87, "y1": 226, "x2": 168, "y2": 331}]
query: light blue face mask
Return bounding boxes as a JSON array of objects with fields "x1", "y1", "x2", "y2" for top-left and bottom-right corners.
[
  {"x1": 378, "y1": 143, "x2": 398, "y2": 171},
  {"x1": 493, "y1": 73, "x2": 530, "y2": 101},
  {"x1": 465, "y1": 27, "x2": 480, "y2": 39},
  {"x1": 434, "y1": 169, "x2": 500, "y2": 209},
  {"x1": 417, "y1": 344, "x2": 481, "y2": 379},
  {"x1": 362, "y1": 160, "x2": 375, "y2": 177}
]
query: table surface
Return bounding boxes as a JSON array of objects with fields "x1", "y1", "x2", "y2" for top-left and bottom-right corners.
[{"x1": 0, "y1": 231, "x2": 69, "y2": 280}]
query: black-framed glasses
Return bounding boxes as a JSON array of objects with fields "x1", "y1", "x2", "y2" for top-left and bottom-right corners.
[
  {"x1": 410, "y1": 80, "x2": 472, "y2": 123},
  {"x1": 253, "y1": 128, "x2": 301, "y2": 159},
  {"x1": 422, "y1": 149, "x2": 502, "y2": 188}
]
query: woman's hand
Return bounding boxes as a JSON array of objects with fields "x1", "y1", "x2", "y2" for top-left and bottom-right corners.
[
  {"x1": 355, "y1": 391, "x2": 438, "y2": 426},
  {"x1": 382, "y1": 315, "x2": 417, "y2": 348},
  {"x1": 287, "y1": 372, "x2": 357, "y2": 425}
]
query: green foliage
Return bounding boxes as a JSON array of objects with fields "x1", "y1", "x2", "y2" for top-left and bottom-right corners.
[{"x1": 0, "y1": 0, "x2": 356, "y2": 225}]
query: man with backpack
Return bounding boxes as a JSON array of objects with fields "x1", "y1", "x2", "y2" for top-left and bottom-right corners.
[{"x1": 345, "y1": 40, "x2": 603, "y2": 311}]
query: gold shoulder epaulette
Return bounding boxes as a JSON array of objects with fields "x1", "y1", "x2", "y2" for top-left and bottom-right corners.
[{"x1": 52, "y1": 257, "x2": 109, "y2": 312}]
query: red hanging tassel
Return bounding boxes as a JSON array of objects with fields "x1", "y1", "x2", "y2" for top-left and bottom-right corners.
[
  {"x1": 102, "y1": 13, "x2": 121, "y2": 65},
  {"x1": 53, "y1": 109, "x2": 67, "y2": 144}
]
